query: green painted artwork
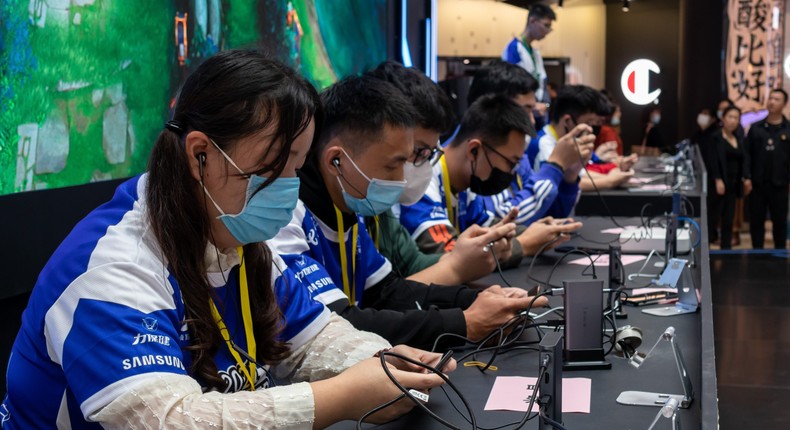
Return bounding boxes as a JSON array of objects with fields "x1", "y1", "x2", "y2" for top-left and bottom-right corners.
[{"x1": 0, "y1": 0, "x2": 387, "y2": 196}]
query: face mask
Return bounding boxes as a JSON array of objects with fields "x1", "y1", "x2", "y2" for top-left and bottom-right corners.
[
  {"x1": 468, "y1": 152, "x2": 514, "y2": 196},
  {"x1": 336, "y1": 148, "x2": 406, "y2": 216},
  {"x1": 610, "y1": 116, "x2": 621, "y2": 127},
  {"x1": 203, "y1": 140, "x2": 299, "y2": 244},
  {"x1": 697, "y1": 113, "x2": 711, "y2": 129},
  {"x1": 650, "y1": 114, "x2": 661, "y2": 125},
  {"x1": 716, "y1": 110, "x2": 723, "y2": 119},
  {"x1": 399, "y1": 161, "x2": 434, "y2": 205}
]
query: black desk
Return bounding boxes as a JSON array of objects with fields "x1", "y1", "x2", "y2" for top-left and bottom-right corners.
[
  {"x1": 330, "y1": 216, "x2": 716, "y2": 429},
  {"x1": 575, "y1": 157, "x2": 704, "y2": 218}
]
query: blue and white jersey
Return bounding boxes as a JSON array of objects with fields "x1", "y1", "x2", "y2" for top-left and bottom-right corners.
[
  {"x1": 398, "y1": 162, "x2": 494, "y2": 242},
  {"x1": 534, "y1": 124, "x2": 559, "y2": 171},
  {"x1": 1, "y1": 175, "x2": 329, "y2": 429},
  {"x1": 479, "y1": 148, "x2": 576, "y2": 225},
  {"x1": 503, "y1": 37, "x2": 547, "y2": 102},
  {"x1": 267, "y1": 200, "x2": 392, "y2": 307}
]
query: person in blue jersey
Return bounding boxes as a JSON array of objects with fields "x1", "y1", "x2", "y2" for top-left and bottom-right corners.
[
  {"x1": 532, "y1": 85, "x2": 635, "y2": 192},
  {"x1": 502, "y1": 3, "x2": 555, "y2": 127},
  {"x1": 2, "y1": 51, "x2": 451, "y2": 429},
  {"x1": 268, "y1": 75, "x2": 545, "y2": 351},
  {"x1": 467, "y1": 60, "x2": 592, "y2": 227},
  {"x1": 400, "y1": 94, "x2": 583, "y2": 266},
  {"x1": 364, "y1": 61, "x2": 518, "y2": 285}
]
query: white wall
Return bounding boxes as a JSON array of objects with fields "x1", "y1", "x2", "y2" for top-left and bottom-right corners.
[{"x1": 437, "y1": 0, "x2": 607, "y2": 89}]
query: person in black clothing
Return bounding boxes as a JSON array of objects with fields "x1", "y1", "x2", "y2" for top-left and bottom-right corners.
[
  {"x1": 268, "y1": 75, "x2": 546, "y2": 351},
  {"x1": 710, "y1": 106, "x2": 750, "y2": 249},
  {"x1": 745, "y1": 88, "x2": 790, "y2": 249},
  {"x1": 637, "y1": 105, "x2": 664, "y2": 156},
  {"x1": 694, "y1": 107, "x2": 720, "y2": 242}
]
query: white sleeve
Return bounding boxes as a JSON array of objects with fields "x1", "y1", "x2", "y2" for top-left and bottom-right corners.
[
  {"x1": 274, "y1": 313, "x2": 391, "y2": 382},
  {"x1": 90, "y1": 314, "x2": 389, "y2": 429},
  {"x1": 91, "y1": 374, "x2": 315, "y2": 430}
]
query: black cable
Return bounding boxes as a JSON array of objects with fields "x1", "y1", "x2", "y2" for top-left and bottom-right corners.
[
  {"x1": 490, "y1": 241, "x2": 513, "y2": 288},
  {"x1": 526, "y1": 235, "x2": 565, "y2": 288},
  {"x1": 539, "y1": 406, "x2": 569, "y2": 430},
  {"x1": 542, "y1": 249, "x2": 597, "y2": 289},
  {"x1": 362, "y1": 350, "x2": 477, "y2": 430},
  {"x1": 356, "y1": 394, "x2": 405, "y2": 429},
  {"x1": 574, "y1": 138, "x2": 624, "y2": 229}
]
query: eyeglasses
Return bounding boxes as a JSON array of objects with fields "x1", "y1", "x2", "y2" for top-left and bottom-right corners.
[
  {"x1": 413, "y1": 145, "x2": 445, "y2": 167},
  {"x1": 482, "y1": 142, "x2": 519, "y2": 174}
]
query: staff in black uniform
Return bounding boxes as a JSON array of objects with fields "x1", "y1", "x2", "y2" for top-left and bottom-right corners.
[{"x1": 745, "y1": 88, "x2": 790, "y2": 249}]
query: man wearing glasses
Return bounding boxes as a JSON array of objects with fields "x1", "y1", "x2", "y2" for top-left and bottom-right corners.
[
  {"x1": 399, "y1": 94, "x2": 582, "y2": 268},
  {"x1": 503, "y1": 3, "x2": 556, "y2": 126},
  {"x1": 365, "y1": 62, "x2": 518, "y2": 286}
]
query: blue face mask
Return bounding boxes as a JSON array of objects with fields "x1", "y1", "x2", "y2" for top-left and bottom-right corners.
[
  {"x1": 336, "y1": 148, "x2": 406, "y2": 216},
  {"x1": 203, "y1": 140, "x2": 299, "y2": 244}
]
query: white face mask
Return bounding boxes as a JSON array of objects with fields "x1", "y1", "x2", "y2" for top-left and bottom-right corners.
[
  {"x1": 399, "y1": 161, "x2": 434, "y2": 205},
  {"x1": 697, "y1": 113, "x2": 711, "y2": 129}
]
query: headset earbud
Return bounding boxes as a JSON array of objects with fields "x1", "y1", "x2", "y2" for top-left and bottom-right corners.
[
  {"x1": 471, "y1": 147, "x2": 478, "y2": 156},
  {"x1": 197, "y1": 153, "x2": 206, "y2": 178},
  {"x1": 614, "y1": 325, "x2": 643, "y2": 357},
  {"x1": 332, "y1": 157, "x2": 340, "y2": 166}
]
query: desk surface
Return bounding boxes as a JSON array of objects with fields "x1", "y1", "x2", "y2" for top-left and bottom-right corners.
[
  {"x1": 575, "y1": 156, "x2": 704, "y2": 217},
  {"x1": 330, "y1": 216, "x2": 715, "y2": 429}
]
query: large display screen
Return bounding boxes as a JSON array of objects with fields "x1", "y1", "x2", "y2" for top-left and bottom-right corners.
[{"x1": 0, "y1": 0, "x2": 388, "y2": 196}]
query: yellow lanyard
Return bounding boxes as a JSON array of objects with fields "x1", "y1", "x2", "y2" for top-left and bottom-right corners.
[
  {"x1": 371, "y1": 215, "x2": 380, "y2": 250},
  {"x1": 208, "y1": 247, "x2": 257, "y2": 391},
  {"x1": 334, "y1": 206, "x2": 358, "y2": 305},
  {"x1": 515, "y1": 174, "x2": 523, "y2": 191},
  {"x1": 440, "y1": 155, "x2": 458, "y2": 230},
  {"x1": 547, "y1": 124, "x2": 559, "y2": 141}
]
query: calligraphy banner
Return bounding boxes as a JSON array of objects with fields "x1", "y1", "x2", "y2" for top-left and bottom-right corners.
[{"x1": 725, "y1": 0, "x2": 785, "y2": 112}]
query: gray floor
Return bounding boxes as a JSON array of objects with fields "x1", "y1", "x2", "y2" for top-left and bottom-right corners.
[{"x1": 711, "y1": 252, "x2": 790, "y2": 429}]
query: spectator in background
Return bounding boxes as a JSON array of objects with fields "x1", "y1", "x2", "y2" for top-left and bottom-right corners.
[
  {"x1": 503, "y1": 3, "x2": 556, "y2": 128},
  {"x1": 710, "y1": 106, "x2": 750, "y2": 249},
  {"x1": 596, "y1": 89, "x2": 623, "y2": 156},
  {"x1": 746, "y1": 88, "x2": 790, "y2": 249},
  {"x1": 694, "y1": 107, "x2": 721, "y2": 243},
  {"x1": 636, "y1": 104, "x2": 664, "y2": 156}
]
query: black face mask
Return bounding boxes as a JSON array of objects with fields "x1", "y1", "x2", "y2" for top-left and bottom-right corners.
[{"x1": 469, "y1": 155, "x2": 515, "y2": 195}]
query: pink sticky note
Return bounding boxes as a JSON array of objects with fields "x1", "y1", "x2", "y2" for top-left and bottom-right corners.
[{"x1": 484, "y1": 376, "x2": 591, "y2": 413}]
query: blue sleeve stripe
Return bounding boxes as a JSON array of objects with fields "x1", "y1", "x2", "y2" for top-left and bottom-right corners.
[
  {"x1": 504, "y1": 39, "x2": 521, "y2": 64},
  {"x1": 45, "y1": 264, "x2": 176, "y2": 365}
]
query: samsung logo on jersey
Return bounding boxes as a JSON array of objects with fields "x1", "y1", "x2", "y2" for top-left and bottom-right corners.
[
  {"x1": 122, "y1": 354, "x2": 185, "y2": 370},
  {"x1": 132, "y1": 333, "x2": 171, "y2": 346},
  {"x1": 307, "y1": 277, "x2": 335, "y2": 294},
  {"x1": 295, "y1": 263, "x2": 320, "y2": 281}
]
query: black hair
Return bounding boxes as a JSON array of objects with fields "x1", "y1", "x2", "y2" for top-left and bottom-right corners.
[
  {"x1": 529, "y1": 3, "x2": 556, "y2": 21},
  {"x1": 147, "y1": 50, "x2": 321, "y2": 391},
  {"x1": 318, "y1": 74, "x2": 416, "y2": 154},
  {"x1": 549, "y1": 84, "x2": 604, "y2": 123},
  {"x1": 366, "y1": 61, "x2": 455, "y2": 134},
  {"x1": 771, "y1": 88, "x2": 789, "y2": 103},
  {"x1": 467, "y1": 59, "x2": 539, "y2": 105},
  {"x1": 722, "y1": 105, "x2": 742, "y2": 117},
  {"x1": 594, "y1": 90, "x2": 615, "y2": 117},
  {"x1": 453, "y1": 93, "x2": 532, "y2": 148}
]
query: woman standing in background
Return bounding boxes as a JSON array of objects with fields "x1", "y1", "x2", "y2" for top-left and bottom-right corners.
[{"x1": 710, "y1": 106, "x2": 751, "y2": 249}]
